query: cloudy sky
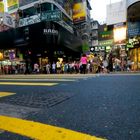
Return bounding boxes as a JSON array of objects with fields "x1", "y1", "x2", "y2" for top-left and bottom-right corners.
[{"x1": 90, "y1": 0, "x2": 122, "y2": 23}]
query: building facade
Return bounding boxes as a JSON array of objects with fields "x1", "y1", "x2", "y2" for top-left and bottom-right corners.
[
  {"x1": 0, "y1": 0, "x2": 84, "y2": 73},
  {"x1": 72, "y1": 0, "x2": 92, "y2": 53}
]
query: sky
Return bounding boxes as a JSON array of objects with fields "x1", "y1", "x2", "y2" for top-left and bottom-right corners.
[{"x1": 90, "y1": 0, "x2": 122, "y2": 23}]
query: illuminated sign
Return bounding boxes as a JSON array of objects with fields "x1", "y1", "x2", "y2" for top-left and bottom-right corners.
[
  {"x1": 113, "y1": 24, "x2": 126, "y2": 44},
  {"x1": 99, "y1": 39, "x2": 113, "y2": 46}
]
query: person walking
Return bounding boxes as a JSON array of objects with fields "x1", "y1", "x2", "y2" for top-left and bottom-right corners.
[{"x1": 80, "y1": 54, "x2": 87, "y2": 74}]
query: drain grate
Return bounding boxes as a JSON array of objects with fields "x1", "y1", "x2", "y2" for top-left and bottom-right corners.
[{"x1": 0, "y1": 91, "x2": 74, "y2": 108}]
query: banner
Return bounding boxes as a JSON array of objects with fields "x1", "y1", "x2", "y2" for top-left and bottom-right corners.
[
  {"x1": 0, "y1": 1, "x2": 4, "y2": 13},
  {"x1": 72, "y1": 2, "x2": 86, "y2": 23},
  {"x1": 19, "y1": 0, "x2": 38, "y2": 7},
  {"x1": 7, "y1": 0, "x2": 19, "y2": 11}
]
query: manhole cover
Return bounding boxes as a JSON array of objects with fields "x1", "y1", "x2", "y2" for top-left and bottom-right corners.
[{"x1": 0, "y1": 91, "x2": 74, "y2": 108}]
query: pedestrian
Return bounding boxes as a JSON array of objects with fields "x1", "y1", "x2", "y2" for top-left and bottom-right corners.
[
  {"x1": 80, "y1": 54, "x2": 87, "y2": 74},
  {"x1": 52, "y1": 62, "x2": 56, "y2": 74}
]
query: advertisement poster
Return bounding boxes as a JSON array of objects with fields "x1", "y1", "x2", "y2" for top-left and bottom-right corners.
[
  {"x1": 7, "y1": 0, "x2": 19, "y2": 11},
  {"x1": 0, "y1": 0, "x2": 4, "y2": 13},
  {"x1": 72, "y1": 2, "x2": 86, "y2": 23}
]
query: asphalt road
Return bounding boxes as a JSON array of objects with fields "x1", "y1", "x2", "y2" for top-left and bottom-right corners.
[{"x1": 0, "y1": 74, "x2": 140, "y2": 140}]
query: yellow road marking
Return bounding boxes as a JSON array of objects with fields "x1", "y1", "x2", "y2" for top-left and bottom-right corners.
[
  {"x1": 0, "y1": 92, "x2": 16, "y2": 98},
  {"x1": 0, "y1": 79, "x2": 76, "y2": 81},
  {"x1": 0, "y1": 115, "x2": 106, "y2": 140},
  {"x1": 0, "y1": 82, "x2": 58, "y2": 86}
]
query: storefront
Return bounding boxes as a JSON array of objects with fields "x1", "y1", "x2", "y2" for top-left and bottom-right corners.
[
  {"x1": 127, "y1": 0, "x2": 140, "y2": 70},
  {"x1": 0, "y1": 20, "x2": 82, "y2": 73}
]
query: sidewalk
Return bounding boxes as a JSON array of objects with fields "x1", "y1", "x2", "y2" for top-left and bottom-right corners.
[{"x1": 0, "y1": 72, "x2": 140, "y2": 79}]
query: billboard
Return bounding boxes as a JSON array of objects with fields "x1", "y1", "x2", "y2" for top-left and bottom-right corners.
[
  {"x1": 7, "y1": 0, "x2": 19, "y2": 11},
  {"x1": 72, "y1": 2, "x2": 86, "y2": 23},
  {"x1": 0, "y1": 0, "x2": 4, "y2": 13},
  {"x1": 19, "y1": 0, "x2": 38, "y2": 7}
]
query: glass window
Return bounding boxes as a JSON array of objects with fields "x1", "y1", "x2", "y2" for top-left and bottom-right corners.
[{"x1": 41, "y1": 3, "x2": 51, "y2": 11}]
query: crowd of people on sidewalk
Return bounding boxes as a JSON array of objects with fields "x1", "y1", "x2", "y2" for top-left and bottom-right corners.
[{"x1": 0, "y1": 53, "x2": 135, "y2": 75}]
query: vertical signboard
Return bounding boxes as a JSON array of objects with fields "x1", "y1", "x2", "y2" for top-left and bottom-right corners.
[
  {"x1": 0, "y1": 0, "x2": 4, "y2": 13},
  {"x1": 7, "y1": 0, "x2": 19, "y2": 11},
  {"x1": 72, "y1": 1, "x2": 86, "y2": 23}
]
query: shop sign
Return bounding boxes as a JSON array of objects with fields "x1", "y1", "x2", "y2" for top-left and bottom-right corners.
[
  {"x1": 43, "y1": 28, "x2": 58, "y2": 35},
  {"x1": 4, "y1": 49, "x2": 15, "y2": 60},
  {"x1": 99, "y1": 31, "x2": 113, "y2": 41},
  {"x1": 94, "y1": 46, "x2": 106, "y2": 52},
  {"x1": 41, "y1": 10, "x2": 62, "y2": 21},
  {"x1": 98, "y1": 39, "x2": 113, "y2": 46},
  {"x1": 128, "y1": 22, "x2": 140, "y2": 37},
  {"x1": 18, "y1": 14, "x2": 41, "y2": 27},
  {"x1": 18, "y1": 11, "x2": 62, "y2": 27}
]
